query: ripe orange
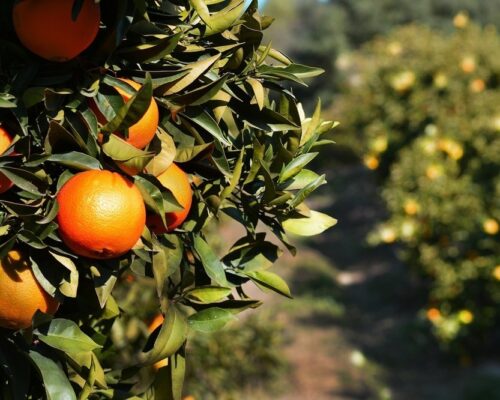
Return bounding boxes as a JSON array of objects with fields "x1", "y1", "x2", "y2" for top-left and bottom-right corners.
[
  {"x1": 0, "y1": 250, "x2": 59, "y2": 330},
  {"x1": 148, "y1": 314, "x2": 168, "y2": 369},
  {"x1": 13, "y1": 0, "x2": 100, "y2": 62},
  {"x1": 56, "y1": 170, "x2": 146, "y2": 259},
  {"x1": 0, "y1": 127, "x2": 14, "y2": 193},
  {"x1": 90, "y1": 79, "x2": 159, "y2": 149},
  {"x1": 147, "y1": 163, "x2": 193, "y2": 233}
]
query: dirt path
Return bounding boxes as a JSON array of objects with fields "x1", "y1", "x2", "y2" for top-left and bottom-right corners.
[
  {"x1": 268, "y1": 164, "x2": 494, "y2": 400},
  {"x1": 218, "y1": 163, "x2": 499, "y2": 400}
]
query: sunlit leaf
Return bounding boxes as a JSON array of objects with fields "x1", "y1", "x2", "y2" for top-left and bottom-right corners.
[{"x1": 283, "y1": 210, "x2": 338, "y2": 236}]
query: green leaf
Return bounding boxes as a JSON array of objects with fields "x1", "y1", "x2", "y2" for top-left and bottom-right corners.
[
  {"x1": 193, "y1": 236, "x2": 228, "y2": 286},
  {"x1": 0, "y1": 167, "x2": 46, "y2": 196},
  {"x1": 152, "y1": 239, "x2": 168, "y2": 298},
  {"x1": 142, "y1": 305, "x2": 188, "y2": 366},
  {"x1": 181, "y1": 108, "x2": 231, "y2": 146},
  {"x1": 186, "y1": 286, "x2": 232, "y2": 303},
  {"x1": 36, "y1": 319, "x2": 102, "y2": 354},
  {"x1": 281, "y1": 63, "x2": 325, "y2": 78},
  {"x1": 17, "y1": 230, "x2": 46, "y2": 249},
  {"x1": 93, "y1": 88, "x2": 124, "y2": 122},
  {"x1": 257, "y1": 65, "x2": 308, "y2": 86},
  {"x1": 283, "y1": 210, "x2": 338, "y2": 236},
  {"x1": 0, "y1": 96, "x2": 17, "y2": 108},
  {"x1": 243, "y1": 138, "x2": 264, "y2": 184},
  {"x1": 47, "y1": 152, "x2": 102, "y2": 171},
  {"x1": 259, "y1": 46, "x2": 292, "y2": 65},
  {"x1": 174, "y1": 142, "x2": 214, "y2": 163},
  {"x1": 170, "y1": 235, "x2": 185, "y2": 270},
  {"x1": 44, "y1": 121, "x2": 82, "y2": 154},
  {"x1": 245, "y1": 270, "x2": 292, "y2": 298},
  {"x1": 134, "y1": 176, "x2": 167, "y2": 225},
  {"x1": 65, "y1": 110, "x2": 100, "y2": 157},
  {"x1": 153, "y1": 347, "x2": 186, "y2": 400},
  {"x1": 301, "y1": 99, "x2": 322, "y2": 146},
  {"x1": 65, "y1": 351, "x2": 107, "y2": 390},
  {"x1": 190, "y1": 0, "x2": 246, "y2": 36},
  {"x1": 223, "y1": 236, "x2": 281, "y2": 272},
  {"x1": 172, "y1": 74, "x2": 229, "y2": 106},
  {"x1": 118, "y1": 31, "x2": 182, "y2": 63},
  {"x1": 231, "y1": 101, "x2": 299, "y2": 132},
  {"x1": 188, "y1": 307, "x2": 236, "y2": 333},
  {"x1": 219, "y1": 149, "x2": 244, "y2": 206},
  {"x1": 30, "y1": 256, "x2": 58, "y2": 297},
  {"x1": 212, "y1": 90, "x2": 231, "y2": 122},
  {"x1": 278, "y1": 152, "x2": 318, "y2": 183},
  {"x1": 289, "y1": 174, "x2": 327, "y2": 208},
  {"x1": 247, "y1": 77, "x2": 265, "y2": 110},
  {"x1": 279, "y1": 169, "x2": 321, "y2": 190},
  {"x1": 145, "y1": 130, "x2": 176, "y2": 176},
  {"x1": 162, "y1": 54, "x2": 221, "y2": 95},
  {"x1": 29, "y1": 350, "x2": 77, "y2": 400},
  {"x1": 23, "y1": 87, "x2": 45, "y2": 108},
  {"x1": 102, "y1": 133, "x2": 153, "y2": 162},
  {"x1": 50, "y1": 251, "x2": 79, "y2": 298},
  {"x1": 90, "y1": 264, "x2": 118, "y2": 308},
  {"x1": 102, "y1": 74, "x2": 154, "y2": 134}
]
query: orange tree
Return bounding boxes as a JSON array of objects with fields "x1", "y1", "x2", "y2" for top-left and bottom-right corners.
[
  {"x1": 0, "y1": 0, "x2": 336, "y2": 398},
  {"x1": 336, "y1": 22, "x2": 500, "y2": 352}
]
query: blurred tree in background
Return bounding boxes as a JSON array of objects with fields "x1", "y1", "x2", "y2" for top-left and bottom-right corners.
[
  {"x1": 262, "y1": 0, "x2": 500, "y2": 360},
  {"x1": 336, "y1": 22, "x2": 500, "y2": 353},
  {"x1": 264, "y1": 0, "x2": 500, "y2": 109}
]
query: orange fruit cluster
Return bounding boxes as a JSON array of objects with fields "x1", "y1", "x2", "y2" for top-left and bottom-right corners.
[
  {"x1": 2, "y1": 0, "x2": 195, "y2": 331},
  {"x1": 56, "y1": 75, "x2": 193, "y2": 257}
]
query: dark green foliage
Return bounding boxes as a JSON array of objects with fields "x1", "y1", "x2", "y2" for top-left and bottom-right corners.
[
  {"x1": 0, "y1": 0, "x2": 336, "y2": 398},
  {"x1": 185, "y1": 315, "x2": 287, "y2": 400}
]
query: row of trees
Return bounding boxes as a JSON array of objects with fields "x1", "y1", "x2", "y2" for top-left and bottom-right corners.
[
  {"x1": 337, "y1": 22, "x2": 500, "y2": 352},
  {"x1": 264, "y1": 0, "x2": 500, "y2": 355},
  {"x1": 264, "y1": 0, "x2": 500, "y2": 109}
]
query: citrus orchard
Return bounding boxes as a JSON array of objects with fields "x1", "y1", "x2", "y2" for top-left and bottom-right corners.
[
  {"x1": 13, "y1": 0, "x2": 100, "y2": 62},
  {"x1": 0, "y1": 127, "x2": 14, "y2": 193},
  {"x1": 90, "y1": 78, "x2": 159, "y2": 149},
  {"x1": 56, "y1": 170, "x2": 146, "y2": 259},
  {"x1": 0, "y1": 250, "x2": 59, "y2": 330},
  {"x1": 147, "y1": 163, "x2": 193, "y2": 233}
]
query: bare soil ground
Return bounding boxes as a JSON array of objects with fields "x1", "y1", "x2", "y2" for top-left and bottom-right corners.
[
  {"x1": 218, "y1": 163, "x2": 500, "y2": 400},
  {"x1": 257, "y1": 164, "x2": 500, "y2": 400}
]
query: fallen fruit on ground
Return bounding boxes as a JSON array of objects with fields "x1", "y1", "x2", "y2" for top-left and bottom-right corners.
[
  {"x1": 147, "y1": 163, "x2": 193, "y2": 232},
  {"x1": 56, "y1": 170, "x2": 146, "y2": 259},
  {"x1": 12, "y1": 0, "x2": 100, "y2": 62},
  {"x1": 0, "y1": 250, "x2": 59, "y2": 330}
]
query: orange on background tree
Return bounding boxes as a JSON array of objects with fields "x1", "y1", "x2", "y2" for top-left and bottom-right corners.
[
  {"x1": 0, "y1": 0, "x2": 336, "y2": 398},
  {"x1": 336, "y1": 21, "x2": 500, "y2": 352}
]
